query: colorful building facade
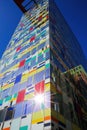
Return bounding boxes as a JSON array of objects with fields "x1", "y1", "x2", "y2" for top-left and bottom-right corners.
[{"x1": 0, "y1": 0, "x2": 87, "y2": 130}]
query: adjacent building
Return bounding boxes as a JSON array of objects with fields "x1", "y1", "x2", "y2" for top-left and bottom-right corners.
[{"x1": 0, "y1": 0, "x2": 87, "y2": 130}]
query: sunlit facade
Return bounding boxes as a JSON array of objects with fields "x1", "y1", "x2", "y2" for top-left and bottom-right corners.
[{"x1": 0, "y1": 0, "x2": 87, "y2": 130}]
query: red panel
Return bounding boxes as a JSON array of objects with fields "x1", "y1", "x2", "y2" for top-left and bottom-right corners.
[
  {"x1": 30, "y1": 36, "x2": 35, "y2": 42},
  {"x1": 16, "y1": 46, "x2": 21, "y2": 52},
  {"x1": 35, "y1": 81, "x2": 44, "y2": 95},
  {"x1": 46, "y1": 15, "x2": 49, "y2": 20},
  {"x1": 38, "y1": 15, "x2": 42, "y2": 21},
  {"x1": 29, "y1": 27, "x2": 33, "y2": 31},
  {"x1": 19, "y1": 59, "x2": 25, "y2": 67},
  {"x1": 20, "y1": 23, "x2": 24, "y2": 27},
  {"x1": 16, "y1": 89, "x2": 25, "y2": 103}
]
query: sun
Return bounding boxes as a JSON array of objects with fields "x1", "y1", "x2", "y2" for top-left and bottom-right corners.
[{"x1": 34, "y1": 93, "x2": 44, "y2": 104}]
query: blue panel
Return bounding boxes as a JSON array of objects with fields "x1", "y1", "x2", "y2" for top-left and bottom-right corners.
[
  {"x1": 31, "y1": 48, "x2": 36, "y2": 55},
  {"x1": 46, "y1": 51, "x2": 50, "y2": 60},
  {"x1": 1, "y1": 88, "x2": 11, "y2": 98},
  {"x1": 34, "y1": 70, "x2": 45, "y2": 84},
  {"x1": 15, "y1": 74, "x2": 22, "y2": 84},
  {"x1": 11, "y1": 83, "x2": 20, "y2": 95},
  {"x1": 27, "y1": 76, "x2": 33, "y2": 87},
  {"x1": 45, "y1": 68, "x2": 50, "y2": 79},
  {"x1": 31, "y1": 58, "x2": 36, "y2": 67},
  {"x1": 22, "y1": 100, "x2": 33, "y2": 116},
  {"x1": 38, "y1": 42, "x2": 45, "y2": 50},
  {"x1": 19, "y1": 81, "x2": 27, "y2": 91},
  {"x1": 14, "y1": 102, "x2": 23, "y2": 118},
  {"x1": 38, "y1": 55, "x2": 44, "y2": 63}
]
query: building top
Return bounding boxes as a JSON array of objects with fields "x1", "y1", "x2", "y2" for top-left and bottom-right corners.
[{"x1": 13, "y1": 0, "x2": 38, "y2": 13}]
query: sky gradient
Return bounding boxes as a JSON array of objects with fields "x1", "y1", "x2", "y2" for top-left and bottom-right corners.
[{"x1": 0, "y1": 0, "x2": 87, "y2": 59}]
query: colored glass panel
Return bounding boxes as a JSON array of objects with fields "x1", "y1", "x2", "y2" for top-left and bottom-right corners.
[
  {"x1": 16, "y1": 89, "x2": 25, "y2": 103},
  {"x1": 19, "y1": 60, "x2": 25, "y2": 67},
  {"x1": 15, "y1": 74, "x2": 22, "y2": 84},
  {"x1": 20, "y1": 126, "x2": 28, "y2": 130},
  {"x1": 35, "y1": 81, "x2": 44, "y2": 95},
  {"x1": 30, "y1": 36, "x2": 35, "y2": 42},
  {"x1": 16, "y1": 46, "x2": 21, "y2": 52}
]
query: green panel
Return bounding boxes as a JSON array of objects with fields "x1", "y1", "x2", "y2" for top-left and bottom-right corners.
[
  {"x1": 0, "y1": 100, "x2": 3, "y2": 105},
  {"x1": 45, "y1": 63, "x2": 50, "y2": 68},
  {"x1": 5, "y1": 95, "x2": 12, "y2": 102},
  {"x1": 20, "y1": 126, "x2": 28, "y2": 130}
]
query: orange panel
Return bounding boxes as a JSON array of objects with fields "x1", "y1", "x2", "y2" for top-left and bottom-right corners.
[
  {"x1": 3, "y1": 127, "x2": 10, "y2": 130},
  {"x1": 44, "y1": 116, "x2": 51, "y2": 121}
]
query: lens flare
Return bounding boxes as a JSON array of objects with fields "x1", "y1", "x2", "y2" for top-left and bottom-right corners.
[{"x1": 34, "y1": 94, "x2": 44, "y2": 104}]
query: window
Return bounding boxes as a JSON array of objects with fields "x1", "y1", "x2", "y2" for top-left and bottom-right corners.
[
  {"x1": 0, "y1": 108, "x2": 7, "y2": 122},
  {"x1": 59, "y1": 127, "x2": 64, "y2": 130},
  {"x1": 5, "y1": 107, "x2": 14, "y2": 121}
]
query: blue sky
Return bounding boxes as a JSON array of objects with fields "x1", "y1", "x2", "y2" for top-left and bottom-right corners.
[{"x1": 0, "y1": 0, "x2": 87, "y2": 59}]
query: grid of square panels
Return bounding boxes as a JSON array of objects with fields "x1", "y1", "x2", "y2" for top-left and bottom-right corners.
[{"x1": 0, "y1": 0, "x2": 51, "y2": 130}]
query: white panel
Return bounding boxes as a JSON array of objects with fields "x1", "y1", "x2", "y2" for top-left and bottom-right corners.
[
  {"x1": 3, "y1": 120, "x2": 11, "y2": 128},
  {"x1": 31, "y1": 123, "x2": 43, "y2": 130},
  {"x1": 21, "y1": 114, "x2": 31, "y2": 127},
  {"x1": 44, "y1": 126, "x2": 51, "y2": 130},
  {"x1": 2, "y1": 102, "x2": 10, "y2": 109},
  {"x1": 11, "y1": 118, "x2": 21, "y2": 130}
]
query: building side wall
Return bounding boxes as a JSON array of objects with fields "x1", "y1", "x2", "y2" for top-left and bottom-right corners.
[{"x1": 49, "y1": 0, "x2": 87, "y2": 72}]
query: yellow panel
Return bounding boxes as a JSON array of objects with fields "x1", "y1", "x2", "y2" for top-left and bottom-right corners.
[
  {"x1": 45, "y1": 82, "x2": 50, "y2": 92},
  {"x1": 32, "y1": 108, "x2": 51, "y2": 124},
  {"x1": 32, "y1": 20, "x2": 38, "y2": 25},
  {"x1": 32, "y1": 110, "x2": 44, "y2": 124},
  {"x1": 21, "y1": 73, "x2": 29, "y2": 82},
  {"x1": 11, "y1": 64, "x2": 19, "y2": 70},
  {"x1": 27, "y1": 69, "x2": 36, "y2": 77},
  {"x1": 32, "y1": 118, "x2": 43, "y2": 124},
  {"x1": 44, "y1": 108, "x2": 51, "y2": 117},
  {"x1": 52, "y1": 109, "x2": 58, "y2": 120},
  {"x1": 51, "y1": 83, "x2": 57, "y2": 93},
  {"x1": 43, "y1": 12, "x2": 48, "y2": 17},
  {"x1": 24, "y1": 92, "x2": 34, "y2": 100},
  {"x1": 21, "y1": 79, "x2": 27, "y2": 83},
  {"x1": 0, "y1": 73, "x2": 3, "y2": 78},
  {"x1": 27, "y1": 46, "x2": 33, "y2": 52},
  {"x1": 2, "y1": 84, "x2": 9, "y2": 90},
  {"x1": 8, "y1": 83, "x2": 14, "y2": 88},
  {"x1": 36, "y1": 66, "x2": 45, "y2": 73},
  {"x1": 21, "y1": 50, "x2": 28, "y2": 56},
  {"x1": 72, "y1": 123, "x2": 81, "y2": 130},
  {"x1": 58, "y1": 113, "x2": 66, "y2": 124}
]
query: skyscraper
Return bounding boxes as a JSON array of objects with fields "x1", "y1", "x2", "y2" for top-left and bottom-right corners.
[{"x1": 0, "y1": 0, "x2": 87, "y2": 130}]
